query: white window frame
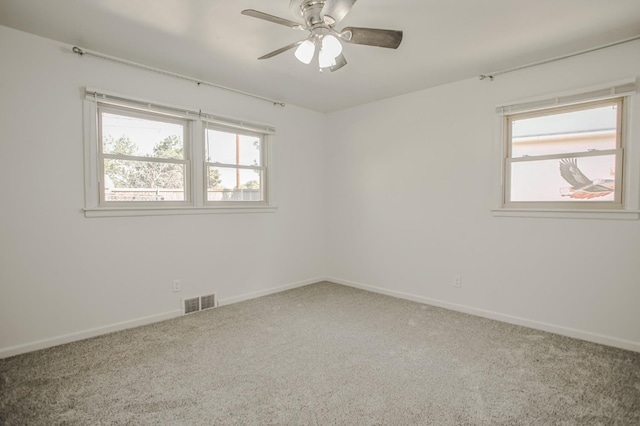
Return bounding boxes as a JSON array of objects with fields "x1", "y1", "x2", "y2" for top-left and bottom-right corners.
[
  {"x1": 97, "y1": 104, "x2": 193, "y2": 207},
  {"x1": 492, "y1": 79, "x2": 640, "y2": 220},
  {"x1": 203, "y1": 123, "x2": 268, "y2": 206},
  {"x1": 83, "y1": 88, "x2": 277, "y2": 217},
  {"x1": 504, "y1": 98, "x2": 624, "y2": 210}
]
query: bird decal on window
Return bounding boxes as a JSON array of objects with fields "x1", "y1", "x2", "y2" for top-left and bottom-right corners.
[{"x1": 559, "y1": 158, "x2": 614, "y2": 199}]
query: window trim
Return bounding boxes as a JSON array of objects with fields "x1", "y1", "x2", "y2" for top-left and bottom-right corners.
[
  {"x1": 82, "y1": 88, "x2": 277, "y2": 217},
  {"x1": 492, "y1": 79, "x2": 640, "y2": 220}
]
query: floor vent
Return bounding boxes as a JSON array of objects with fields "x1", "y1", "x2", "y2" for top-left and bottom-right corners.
[
  {"x1": 183, "y1": 293, "x2": 217, "y2": 315},
  {"x1": 201, "y1": 294, "x2": 216, "y2": 310},
  {"x1": 183, "y1": 297, "x2": 200, "y2": 315}
]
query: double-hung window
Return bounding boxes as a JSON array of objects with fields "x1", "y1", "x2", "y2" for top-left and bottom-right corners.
[
  {"x1": 98, "y1": 105, "x2": 191, "y2": 205},
  {"x1": 83, "y1": 88, "x2": 275, "y2": 217},
  {"x1": 496, "y1": 80, "x2": 638, "y2": 217},
  {"x1": 204, "y1": 125, "x2": 265, "y2": 204},
  {"x1": 505, "y1": 98, "x2": 623, "y2": 208}
]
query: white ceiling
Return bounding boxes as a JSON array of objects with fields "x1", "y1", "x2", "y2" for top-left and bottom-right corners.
[{"x1": 1, "y1": 0, "x2": 640, "y2": 112}]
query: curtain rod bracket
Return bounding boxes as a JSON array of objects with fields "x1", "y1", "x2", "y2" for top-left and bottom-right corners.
[{"x1": 72, "y1": 46, "x2": 84, "y2": 56}]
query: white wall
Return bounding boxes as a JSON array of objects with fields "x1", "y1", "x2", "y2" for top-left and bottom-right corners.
[
  {"x1": 2, "y1": 24, "x2": 639, "y2": 358},
  {"x1": 325, "y1": 40, "x2": 640, "y2": 351},
  {"x1": 0, "y1": 26, "x2": 328, "y2": 357}
]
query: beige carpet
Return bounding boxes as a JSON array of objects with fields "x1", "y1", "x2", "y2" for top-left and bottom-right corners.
[{"x1": 1, "y1": 282, "x2": 639, "y2": 425}]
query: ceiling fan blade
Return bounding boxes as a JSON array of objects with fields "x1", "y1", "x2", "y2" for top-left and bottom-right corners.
[
  {"x1": 241, "y1": 9, "x2": 304, "y2": 29},
  {"x1": 341, "y1": 27, "x2": 403, "y2": 49},
  {"x1": 321, "y1": 0, "x2": 357, "y2": 25},
  {"x1": 258, "y1": 40, "x2": 305, "y2": 60},
  {"x1": 330, "y1": 54, "x2": 347, "y2": 72}
]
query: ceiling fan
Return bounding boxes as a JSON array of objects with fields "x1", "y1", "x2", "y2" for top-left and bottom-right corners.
[{"x1": 241, "y1": 0, "x2": 403, "y2": 72}]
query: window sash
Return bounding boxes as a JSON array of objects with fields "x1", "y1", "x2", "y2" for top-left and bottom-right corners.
[
  {"x1": 100, "y1": 159, "x2": 191, "y2": 206},
  {"x1": 504, "y1": 150, "x2": 623, "y2": 209},
  {"x1": 202, "y1": 124, "x2": 267, "y2": 205},
  {"x1": 97, "y1": 104, "x2": 192, "y2": 206},
  {"x1": 502, "y1": 97, "x2": 625, "y2": 209},
  {"x1": 204, "y1": 125, "x2": 264, "y2": 165},
  {"x1": 98, "y1": 105, "x2": 190, "y2": 159},
  {"x1": 505, "y1": 98, "x2": 623, "y2": 159},
  {"x1": 205, "y1": 164, "x2": 266, "y2": 204}
]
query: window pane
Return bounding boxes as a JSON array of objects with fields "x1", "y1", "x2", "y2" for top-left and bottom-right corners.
[
  {"x1": 101, "y1": 112, "x2": 185, "y2": 160},
  {"x1": 510, "y1": 155, "x2": 616, "y2": 202},
  {"x1": 104, "y1": 159, "x2": 185, "y2": 202},
  {"x1": 511, "y1": 104, "x2": 617, "y2": 157},
  {"x1": 207, "y1": 167, "x2": 262, "y2": 202},
  {"x1": 205, "y1": 129, "x2": 261, "y2": 166}
]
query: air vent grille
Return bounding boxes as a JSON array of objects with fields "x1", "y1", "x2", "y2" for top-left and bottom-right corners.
[
  {"x1": 183, "y1": 293, "x2": 217, "y2": 315},
  {"x1": 201, "y1": 294, "x2": 216, "y2": 310},
  {"x1": 184, "y1": 297, "x2": 200, "y2": 314}
]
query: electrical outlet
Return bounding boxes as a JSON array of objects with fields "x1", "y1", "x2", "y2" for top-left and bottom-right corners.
[
  {"x1": 172, "y1": 280, "x2": 181, "y2": 292},
  {"x1": 453, "y1": 275, "x2": 462, "y2": 288}
]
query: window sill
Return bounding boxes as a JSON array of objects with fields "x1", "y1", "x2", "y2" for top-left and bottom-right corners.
[
  {"x1": 84, "y1": 205, "x2": 278, "y2": 218},
  {"x1": 491, "y1": 209, "x2": 640, "y2": 220}
]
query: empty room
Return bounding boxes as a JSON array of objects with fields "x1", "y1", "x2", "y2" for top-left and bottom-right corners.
[{"x1": 1, "y1": 0, "x2": 639, "y2": 424}]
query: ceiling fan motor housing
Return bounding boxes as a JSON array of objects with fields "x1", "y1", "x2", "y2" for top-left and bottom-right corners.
[{"x1": 290, "y1": 0, "x2": 329, "y2": 27}]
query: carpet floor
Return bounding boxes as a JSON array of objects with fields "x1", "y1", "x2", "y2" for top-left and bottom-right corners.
[{"x1": 1, "y1": 282, "x2": 639, "y2": 425}]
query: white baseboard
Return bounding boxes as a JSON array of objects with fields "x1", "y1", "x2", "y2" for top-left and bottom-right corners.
[
  {"x1": 0, "y1": 310, "x2": 182, "y2": 359},
  {"x1": 218, "y1": 277, "x2": 323, "y2": 306},
  {"x1": 6, "y1": 276, "x2": 636, "y2": 358},
  {"x1": 328, "y1": 276, "x2": 640, "y2": 353},
  {"x1": 0, "y1": 277, "x2": 325, "y2": 359}
]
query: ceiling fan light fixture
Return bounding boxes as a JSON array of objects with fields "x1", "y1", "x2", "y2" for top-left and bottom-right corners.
[
  {"x1": 294, "y1": 40, "x2": 315, "y2": 64},
  {"x1": 318, "y1": 47, "x2": 337, "y2": 69},
  {"x1": 242, "y1": 1, "x2": 403, "y2": 73},
  {"x1": 321, "y1": 34, "x2": 343, "y2": 58}
]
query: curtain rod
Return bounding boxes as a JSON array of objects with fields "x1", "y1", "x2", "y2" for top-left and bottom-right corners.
[
  {"x1": 71, "y1": 46, "x2": 286, "y2": 107},
  {"x1": 479, "y1": 35, "x2": 640, "y2": 81}
]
